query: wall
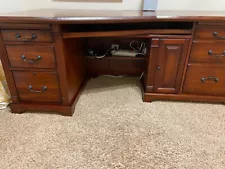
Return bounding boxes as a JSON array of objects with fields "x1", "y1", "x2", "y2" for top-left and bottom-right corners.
[
  {"x1": 0, "y1": 0, "x2": 26, "y2": 13},
  {"x1": 24, "y1": 0, "x2": 142, "y2": 11},
  {"x1": 158, "y1": 0, "x2": 225, "y2": 10},
  {"x1": 23, "y1": 0, "x2": 225, "y2": 11},
  {"x1": 1, "y1": 0, "x2": 225, "y2": 13}
]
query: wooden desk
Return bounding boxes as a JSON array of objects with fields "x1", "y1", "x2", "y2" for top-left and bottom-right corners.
[{"x1": 1, "y1": 9, "x2": 225, "y2": 116}]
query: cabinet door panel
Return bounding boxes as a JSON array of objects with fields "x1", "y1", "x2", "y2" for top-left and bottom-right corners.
[
  {"x1": 145, "y1": 38, "x2": 159, "y2": 93},
  {"x1": 154, "y1": 39, "x2": 189, "y2": 94}
]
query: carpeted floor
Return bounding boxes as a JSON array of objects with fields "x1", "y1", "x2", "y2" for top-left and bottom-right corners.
[{"x1": 1, "y1": 76, "x2": 225, "y2": 169}]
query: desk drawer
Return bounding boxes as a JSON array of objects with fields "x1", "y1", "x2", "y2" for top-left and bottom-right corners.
[
  {"x1": 183, "y1": 64, "x2": 225, "y2": 96},
  {"x1": 195, "y1": 26, "x2": 225, "y2": 40},
  {"x1": 1, "y1": 30, "x2": 52, "y2": 43},
  {"x1": 13, "y1": 71, "x2": 61, "y2": 103},
  {"x1": 190, "y1": 41, "x2": 225, "y2": 63},
  {"x1": 6, "y1": 45, "x2": 56, "y2": 69}
]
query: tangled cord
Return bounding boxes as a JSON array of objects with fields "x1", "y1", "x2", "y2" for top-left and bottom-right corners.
[{"x1": 129, "y1": 41, "x2": 146, "y2": 55}]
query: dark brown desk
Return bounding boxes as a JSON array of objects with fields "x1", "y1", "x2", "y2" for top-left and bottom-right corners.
[{"x1": 1, "y1": 9, "x2": 225, "y2": 116}]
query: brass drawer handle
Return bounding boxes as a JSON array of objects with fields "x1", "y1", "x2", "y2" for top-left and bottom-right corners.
[
  {"x1": 213, "y1": 32, "x2": 225, "y2": 39},
  {"x1": 208, "y1": 50, "x2": 225, "y2": 57},
  {"x1": 21, "y1": 55, "x2": 42, "y2": 63},
  {"x1": 15, "y1": 33, "x2": 37, "y2": 42},
  {"x1": 201, "y1": 76, "x2": 219, "y2": 83},
  {"x1": 28, "y1": 85, "x2": 47, "y2": 93}
]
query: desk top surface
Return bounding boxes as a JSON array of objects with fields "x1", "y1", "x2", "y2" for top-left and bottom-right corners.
[{"x1": 1, "y1": 9, "x2": 225, "y2": 23}]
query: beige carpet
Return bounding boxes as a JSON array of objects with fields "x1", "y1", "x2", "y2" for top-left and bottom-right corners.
[{"x1": 1, "y1": 76, "x2": 225, "y2": 169}]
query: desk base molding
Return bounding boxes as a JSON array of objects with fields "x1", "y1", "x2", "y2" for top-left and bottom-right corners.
[
  {"x1": 143, "y1": 93, "x2": 225, "y2": 104},
  {"x1": 10, "y1": 102, "x2": 75, "y2": 116}
]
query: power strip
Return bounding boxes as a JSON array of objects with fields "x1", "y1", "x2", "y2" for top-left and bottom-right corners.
[{"x1": 112, "y1": 50, "x2": 138, "y2": 57}]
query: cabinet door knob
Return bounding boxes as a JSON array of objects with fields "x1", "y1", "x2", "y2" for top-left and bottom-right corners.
[{"x1": 157, "y1": 66, "x2": 161, "y2": 70}]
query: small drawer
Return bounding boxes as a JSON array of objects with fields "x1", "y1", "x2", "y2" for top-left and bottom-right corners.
[
  {"x1": 183, "y1": 64, "x2": 225, "y2": 96},
  {"x1": 6, "y1": 45, "x2": 56, "y2": 69},
  {"x1": 190, "y1": 41, "x2": 225, "y2": 63},
  {"x1": 194, "y1": 25, "x2": 225, "y2": 40},
  {"x1": 13, "y1": 71, "x2": 61, "y2": 103},
  {"x1": 1, "y1": 30, "x2": 52, "y2": 43}
]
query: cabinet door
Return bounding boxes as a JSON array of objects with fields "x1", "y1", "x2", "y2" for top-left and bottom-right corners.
[{"x1": 153, "y1": 39, "x2": 189, "y2": 94}]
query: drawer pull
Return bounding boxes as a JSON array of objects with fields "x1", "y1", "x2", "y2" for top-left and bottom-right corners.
[
  {"x1": 21, "y1": 55, "x2": 42, "y2": 63},
  {"x1": 213, "y1": 32, "x2": 225, "y2": 39},
  {"x1": 28, "y1": 85, "x2": 47, "y2": 93},
  {"x1": 15, "y1": 33, "x2": 37, "y2": 42},
  {"x1": 208, "y1": 50, "x2": 225, "y2": 57},
  {"x1": 201, "y1": 76, "x2": 219, "y2": 83}
]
